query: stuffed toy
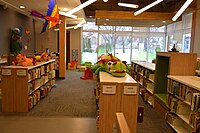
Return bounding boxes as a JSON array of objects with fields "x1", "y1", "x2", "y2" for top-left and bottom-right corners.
[
  {"x1": 12, "y1": 54, "x2": 33, "y2": 67},
  {"x1": 91, "y1": 54, "x2": 128, "y2": 77},
  {"x1": 10, "y1": 28, "x2": 22, "y2": 55},
  {"x1": 34, "y1": 52, "x2": 49, "y2": 62}
]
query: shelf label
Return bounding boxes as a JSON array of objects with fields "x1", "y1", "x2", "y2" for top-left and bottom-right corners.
[
  {"x1": 2, "y1": 69, "x2": 11, "y2": 76},
  {"x1": 103, "y1": 85, "x2": 116, "y2": 94},
  {"x1": 124, "y1": 86, "x2": 137, "y2": 95},
  {"x1": 17, "y1": 70, "x2": 26, "y2": 76}
]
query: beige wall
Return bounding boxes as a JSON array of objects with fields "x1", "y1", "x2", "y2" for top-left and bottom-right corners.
[
  {"x1": 194, "y1": 0, "x2": 200, "y2": 56},
  {"x1": 35, "y1": 20, "x2": 58, "y2": 53},
  {"x1": 70, "y1": 28, "x2": 82, "y2": 65}
]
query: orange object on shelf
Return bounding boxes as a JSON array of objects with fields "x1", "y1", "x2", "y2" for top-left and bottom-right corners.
[{"x1": 68, "y1": 61, "x2": 77, "y2": 70}]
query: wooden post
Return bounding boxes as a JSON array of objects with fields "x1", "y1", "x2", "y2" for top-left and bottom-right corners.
[{"x1": 59, "y1": 15, "x2": 66, "y2": 78}]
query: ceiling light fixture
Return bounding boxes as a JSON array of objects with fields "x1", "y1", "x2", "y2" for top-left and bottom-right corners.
[
  {"x1": 118, "y1": 2, "x2": 139, "y2": 8},
  {"x1": 134, "y1": 0, "x2": 163, "y2": 16},
  {"x1": 19, "y1": 5, "x2": 25, "y2": 9},
  {"x1": 66, "y1": 26, "x2": 75, "y2": 30},
  {"x1": 103, "y1": 0, "x2": 108, "y2": 2},
  {"x1": 74, "y1": 19, "x2": 86, "y2": 29},
  {"x1": 172, "y1": 0, "x2": 193, "y2": 21},
  {"x1": 59, "y1": 11, "x2": 77, "y2": 19},
  {"x1": 67, "y1": 0, "x2": 97, "y2": 15},
  {"x1": 105, "y1": 18, "x2": 109, "y2": 21},
  {"x1": 0, "y1": 0, "x2": 25, "y2": 13},
  {"x1": 63, "y1": 8, "x2": 68, "y2": 11}
]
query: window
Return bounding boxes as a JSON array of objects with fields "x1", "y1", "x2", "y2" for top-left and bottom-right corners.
[
  {"x1": 81, "y1": 12, "x2": 192, "y2": 64},
  {"x1": 82, "y1": 32, "x2": 98, "y2": 64},
  {"x1": 166, "y1": 12, "x2": 192, "y2": 52}
]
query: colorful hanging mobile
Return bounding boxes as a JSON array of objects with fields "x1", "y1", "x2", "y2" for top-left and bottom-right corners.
[{"x1": 30, "y1": 0, "x2": 61, "y2": 33}]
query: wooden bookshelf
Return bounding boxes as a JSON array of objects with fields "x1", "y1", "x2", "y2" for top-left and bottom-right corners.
[
  {"x1": 131, "y1": 61, "x2": 155, "y2": 107},
  {"x1": 167, "y1": 75, "x2": 200, "y2": 133},
  {"x1": 98, "y1": 72, "x2": 138, "y2": 133},
  {"x1": 1, "y1": 60, "x2": 56, "y2": 112},
  {"x1": 154, "y1": 52, "x2": 197, "y2": 118}
]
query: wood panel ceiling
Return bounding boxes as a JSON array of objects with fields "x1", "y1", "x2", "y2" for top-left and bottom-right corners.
[
  {"x1": 0, "y1": 0, "x2": 198, "y2": 27},
  {"x1": 81, "y1": 0, "x2": 198, "y2": 27}
]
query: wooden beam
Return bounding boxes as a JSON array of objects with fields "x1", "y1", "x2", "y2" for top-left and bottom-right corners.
[
  {"x1": 95, "y1": 10, "x2": 175, "y2": 20},
  {"x1": 59, "y1": 15, "x2": 66, "y2": 78}
]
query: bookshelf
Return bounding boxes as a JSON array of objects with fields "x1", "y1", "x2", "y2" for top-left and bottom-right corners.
[
  {"x1": 196, "y1": 57, "x2": 200, "y2": 76},
  {"x1": 131, "y1": 61, "x2": 155, "y2": 107},
  {"x1": 98, "y1": 72, "x2": 138, "y2": 133},
  {"x1": 167, "y1": 75, "x2": 200, "y2": 133},
  {"x1": 154, "y1": 52, "x2": 197, "y2": 118},
  {"x1": 1, "y1": 60, "x2": 56, "y2": 112},
  {"x1": 0, "y1": 58, "x2": 7, "y2": 99}
]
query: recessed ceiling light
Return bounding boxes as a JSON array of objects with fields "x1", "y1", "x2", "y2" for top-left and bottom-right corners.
[
  {"x1": 63, "y1": 8, "x2": 68, "y2": 11},
  {"x1": 103, "y1": 0, "x2": 108, "y2": 2},
  {"x1": 19, "y1": 5, "x2": 25, "y2": 9},
  {"x1": 105, "y1": 18, "x2": 109, "y2": 21},
  {"x1": 89, "y1": 16, "x2": 93, "y2": 18},
  {"x1": 162, "y1": 21, "x2": 166, "y2": 23}
]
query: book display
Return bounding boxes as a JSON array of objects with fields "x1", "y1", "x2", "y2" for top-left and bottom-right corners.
[
  {"x1": 131, "y1": 61, "x2": 155, "y2": 107},
  {"x1": 98, "y1": 72, "x2": 138, "y2": 133},
  {"x1": 166, "y1": 76, "x2": 200, "y2": 133},
  {"x1": 1, "y1": 60, "x2": 56, "y2": 112},
  {"x1": 154, "y1": 52, "x2": 197, "y2": 118}
]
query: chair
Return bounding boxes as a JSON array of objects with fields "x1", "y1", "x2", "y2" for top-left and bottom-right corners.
[{"x1": 68, "y1": 61, "x2": 77, "y2": 70}]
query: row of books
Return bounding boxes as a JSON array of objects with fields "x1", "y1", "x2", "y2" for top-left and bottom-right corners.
[
  {"x1": 94, "y1": 84, "x2": 100, "y2": 109},
  {"x1": 133, "y1": 64, "x2": 154, "y2": 79},
  {"x1": 28, "y1": 77, "x2": 55, "y2": 95},
  {"x1": 28, "y1": 63, "x2": 55, "y2": 81},
  {"x1": 191, "y1": 93, "x2": 200, "y2": 112},
  {"x1": 28, "y1": 84, "x2": 53, "y2": 110},
  {"x1": 168, "y1": 79, "x2": 195, "y2": 104}
]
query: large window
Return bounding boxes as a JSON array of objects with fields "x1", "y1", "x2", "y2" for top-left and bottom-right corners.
[
  {"x1": 82, "y1": 32, "x2": 98, "y2": 64},
  {"x1": 81, "y1": 12, "x2": 192, "y2": 64},
  {"x1": 166, "y1": 13, "x2": 192, "y2": 52}
]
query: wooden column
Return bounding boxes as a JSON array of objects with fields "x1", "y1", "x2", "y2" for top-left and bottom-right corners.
[{"x1": 59, "y1": 15, "x2": 66, "y2": 78}]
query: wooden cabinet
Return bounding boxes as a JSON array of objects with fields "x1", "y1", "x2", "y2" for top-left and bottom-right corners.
[
  {"x1": 1, "y1": 60, "x2": 56, "y2": 112},
  {"x1": 98, "y1": 72, "x2": 138, "y2": 133},
  {"x1": 131, "y1": 61, "x2": 155, "y2": 107},
  {"x1": 154, "y1": 52, "x2": 197, "y2": 118},
  {"x1": 166, "y1": 76, "x2": 200, "y2": 133}
]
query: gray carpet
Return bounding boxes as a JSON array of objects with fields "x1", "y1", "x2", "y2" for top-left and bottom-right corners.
[
  {"x1": 0, "y1": 70, "x2": 97, "y2": 117},
  {"x1": 27, "y1": 70, "x2": 97, "y2": 117}
]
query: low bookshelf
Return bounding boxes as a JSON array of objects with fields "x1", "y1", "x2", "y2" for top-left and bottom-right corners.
[{"x1": 166, "y1": 75, "x2": 200, "y2": 133}]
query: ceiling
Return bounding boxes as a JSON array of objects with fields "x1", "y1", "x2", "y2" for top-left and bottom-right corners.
[
  {"x1": 0, "y1": 0, "x2": 198, "y2": 27},
  {"x1": 81, "y1": 0, "x2": 198, "y2": 27},
  {"x1": 0, "y1": 0, "x2": 86, "y2": 26}
]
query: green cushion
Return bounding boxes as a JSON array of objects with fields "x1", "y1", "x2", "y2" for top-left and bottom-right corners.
[{"x1": 154, "y1": 93, "x2": 167, "y2": 106}]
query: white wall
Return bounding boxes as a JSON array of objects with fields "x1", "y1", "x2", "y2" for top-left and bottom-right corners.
[
  {"x1": 194, "y1": 0, "x2": 200, "y2": 56},
  {"x1": 70, "y1": 28, "x2": 82, "y2": 65},
  {"x1": 35, "y1": 20, "x2": 58, "y2": 53}
]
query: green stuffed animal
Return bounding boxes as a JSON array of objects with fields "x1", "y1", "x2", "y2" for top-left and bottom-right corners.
[{"x1": 91, "y1": 54, "x2": 128, "y2": 77}]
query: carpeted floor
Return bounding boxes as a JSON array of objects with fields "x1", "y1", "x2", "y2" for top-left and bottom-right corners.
[{"x1": 0, "y1": 70, "x2": 97, "y2": 117}]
